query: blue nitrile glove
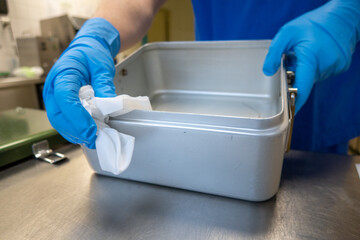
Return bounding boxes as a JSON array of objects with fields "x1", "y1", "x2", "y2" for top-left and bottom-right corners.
[
  {"x1": 263, "y1": 0, "x2": 360, "y2": 114},
  {"x1": 43, "y1": 18, "x2": 120, "y2": 148}
]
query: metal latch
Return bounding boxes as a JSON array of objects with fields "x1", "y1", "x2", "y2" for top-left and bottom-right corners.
[
  {"x1": 32, "y1": 140, "x2": 67, "y2": 164},
  {"x1": 286, "y1": 71, "x2": 298, "y2": 152}
]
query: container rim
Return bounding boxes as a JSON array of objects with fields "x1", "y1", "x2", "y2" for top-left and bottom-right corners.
[{"x1": 114, "y1": 40, "x2": 288, "y2": 130}]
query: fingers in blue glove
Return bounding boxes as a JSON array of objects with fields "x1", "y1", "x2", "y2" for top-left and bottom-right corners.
[
  {"x1": 291, "y1": 46, "x2": 317, "y2": 114},
  {"x1": 43, "y1": 18, "x2": 121, "y2": 149},
  {"x1": 263, "y1": 27, "x2": 318, "y2": 114},
  {"x1": 262, "y1": 28, "x2": 293, "y2": 76},
  {"x1": 44, "y1": 71, "x2": 97, "y2": 148},
  {"x1": 85, "y1": 50, "x2": 117, "y2": 98},
  {"x1": 263, "y1": 0, "x2": 360, "y2": 115}
]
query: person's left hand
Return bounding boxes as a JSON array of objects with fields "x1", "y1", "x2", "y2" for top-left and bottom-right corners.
[{"x1": 263, "y1": 0, "x2": 360, "y2": 114}]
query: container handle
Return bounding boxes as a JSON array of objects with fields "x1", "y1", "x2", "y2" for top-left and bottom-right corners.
[{"x1": 286, "y1": 71, "x2": 297, "y2": 152}]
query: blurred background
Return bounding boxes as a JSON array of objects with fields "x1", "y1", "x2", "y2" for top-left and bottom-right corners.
[
  {"x1": 7, "y1": 0, "x2": 194, "y2": 40},
  {"x1": 0, "y1": 0, "x2": 194, "y2": 108},
  {"x1": 0, "y1": 0, "x2": 196, "y2": 167},
  {"x1": 1, "y1": 0, "x2": 194, "y2": 75}
]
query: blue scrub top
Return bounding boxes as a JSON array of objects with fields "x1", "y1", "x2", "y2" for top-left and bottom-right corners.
[{"x1": 191, "y1": 0, "x2": 360, "y2": 153}]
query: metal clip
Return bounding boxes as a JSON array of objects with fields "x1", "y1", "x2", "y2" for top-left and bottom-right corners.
[
  {"x1": 32, "y1": 140, "x2": 66, "y2": 164},
  {"x1": 286, "y1": 71, "x2": 298, "y2": 152}
]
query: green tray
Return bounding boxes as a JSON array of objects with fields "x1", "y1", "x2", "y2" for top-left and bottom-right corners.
[{"x1": 0, "y1": 108, "x2": 68, "y2": 167}]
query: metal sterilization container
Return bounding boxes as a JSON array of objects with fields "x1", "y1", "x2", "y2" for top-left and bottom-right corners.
[{"x1": 83, "y1": 41, "x2": 296, "y2": 201}]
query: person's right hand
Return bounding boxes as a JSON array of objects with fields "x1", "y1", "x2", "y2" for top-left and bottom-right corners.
[{"x1": 43, "y1": 18, "x2": 120, "y2": 148}]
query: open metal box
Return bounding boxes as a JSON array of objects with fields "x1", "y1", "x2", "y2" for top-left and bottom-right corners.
[{"x1": 83, "y1": 41, "x2": 294, "y2": 201}]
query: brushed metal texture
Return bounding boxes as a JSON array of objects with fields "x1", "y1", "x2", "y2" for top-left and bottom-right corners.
[{"x1": 0, "y1": 145, "x2": 359, "y2": 239}]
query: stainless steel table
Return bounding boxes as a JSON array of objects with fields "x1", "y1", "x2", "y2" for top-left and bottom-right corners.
[{"x1": 1, "y1": 145, "x2": 359, "y2": 240}]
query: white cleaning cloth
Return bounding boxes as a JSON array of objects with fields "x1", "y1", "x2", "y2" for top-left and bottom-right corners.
[{"x1": 79, "y1": 85, "x2": 152, "y2": 175}]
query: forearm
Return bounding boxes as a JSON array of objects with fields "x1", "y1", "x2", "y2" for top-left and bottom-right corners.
[{"x1": 94, "y1": 0, "x2": 166, "y2": 51}]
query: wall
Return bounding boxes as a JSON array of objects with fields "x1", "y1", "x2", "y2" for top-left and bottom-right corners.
[
  {"x1": 6, "y1": 0, "x2": 194, "y2": 40},
  {"x1": 7, "y1": 0, "x2": 47, "y2": 37},
  {"x1": 162, "y1": 0, "x2": 194, "y2": 41},
  {"x1": 6, "y1": 0, "x2": 100, "y2": 38}
]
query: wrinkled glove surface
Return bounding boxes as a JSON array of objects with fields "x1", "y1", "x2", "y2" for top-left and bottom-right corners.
[
  {"x1": 263, "y1": 0, "x2": 360, "y2": 113},
  {"x1": 43, "y1": 18, "x2": 120, "y2": 148}
]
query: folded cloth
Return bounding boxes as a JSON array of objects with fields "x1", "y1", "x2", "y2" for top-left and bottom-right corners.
[{"x1": 79, "y1": 85, "x2": 152, "y2": 174}]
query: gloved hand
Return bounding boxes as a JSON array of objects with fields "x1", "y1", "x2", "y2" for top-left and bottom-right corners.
[
  {"x1": 263, "y1": 0, "x2": 360, "y2": 114},
  {"x1": 43, "y1": 18, "x2": 120, "y2": 148}
]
